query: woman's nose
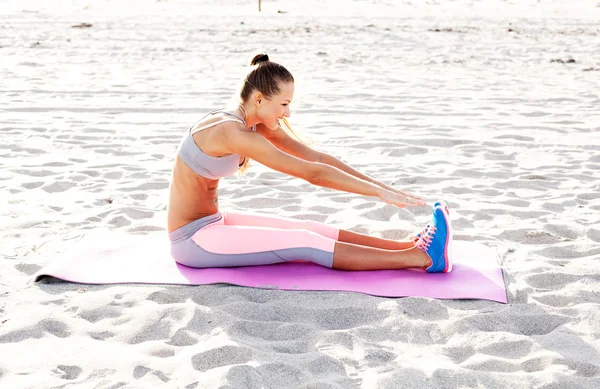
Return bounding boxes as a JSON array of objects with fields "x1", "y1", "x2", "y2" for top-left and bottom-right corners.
[{"x1": 284, "y1": 106, "x2": 291, "y2": 117}]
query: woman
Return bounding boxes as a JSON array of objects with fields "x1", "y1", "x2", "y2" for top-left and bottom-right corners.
[{"x1": 167, "y1": 54, "x2": 452, "y2": 273}]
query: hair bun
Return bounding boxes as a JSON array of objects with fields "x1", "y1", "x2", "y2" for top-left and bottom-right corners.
[{"x1": 250, "y1": 53, "x2": 269, "y2": 66}]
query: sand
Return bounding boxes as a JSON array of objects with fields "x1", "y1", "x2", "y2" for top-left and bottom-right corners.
[{"x1": 1, "y1": 0, "x2": 600, "y2": 388}]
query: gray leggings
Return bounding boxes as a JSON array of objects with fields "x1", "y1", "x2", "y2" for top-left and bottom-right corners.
[{"x1": 168, "y1": 211, "x2": 340, "y2": 268}]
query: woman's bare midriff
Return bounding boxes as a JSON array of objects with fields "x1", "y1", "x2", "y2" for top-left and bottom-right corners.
[{"x1": 167, "y1": 156, "x2": 224, "y2": 233}]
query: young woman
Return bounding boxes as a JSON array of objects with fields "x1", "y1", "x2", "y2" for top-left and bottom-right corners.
[{"x1": 167, "y1": 54, "x2": 453, "y2": 273}]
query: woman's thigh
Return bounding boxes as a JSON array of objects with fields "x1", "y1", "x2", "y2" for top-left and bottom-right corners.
[
  {"x1": 223, "y1": 210, "x2": 339, "y2": 240},
  {"x1": 172, "y1": 223, "x2": 336, "y2": 269}
]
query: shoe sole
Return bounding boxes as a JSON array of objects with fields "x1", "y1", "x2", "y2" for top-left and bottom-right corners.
[{"x1": 439, "y1": 205, "x2": 453, "y2": 273}]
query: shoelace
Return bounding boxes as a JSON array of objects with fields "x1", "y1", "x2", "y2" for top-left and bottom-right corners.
[
  {"x1": 415, "y1": 225, "x2": 437, "y2": 251},
  {"x1": 412, "y1": 205, "x2": 448, "y2": 243},
  {"x1": 412, "y1": 224, "x2": 431, "y2": 243}
]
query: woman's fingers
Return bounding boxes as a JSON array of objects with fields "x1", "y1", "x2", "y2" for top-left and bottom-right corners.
[
  {"x1": 402, "y1": 192, "x2": 424, "y2": 202},
  {"x1": 398, "y1": 191, "x2": 426, "y2": 206},
  {"x1": 398, "y1": 193, "x2": 424, "y2": 206},
  {"x1": 379, "y1": 188, "x2": 427, "y2": 208}
]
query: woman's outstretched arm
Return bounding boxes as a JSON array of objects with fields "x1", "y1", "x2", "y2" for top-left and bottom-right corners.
[
  {"x1": 320, "y1": 153, "x2": 412, "y2": 197},
  {"x1": 262, "y1": 123, "x2": 424, "y2": 204},
  {"x1": 224, "y1": 125, "x2": 423, "y2": 208}
]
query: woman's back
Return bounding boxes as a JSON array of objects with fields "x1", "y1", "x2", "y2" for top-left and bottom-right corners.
[{"x1": 167, "y1": 110, "x2": 252, "y2": 233}]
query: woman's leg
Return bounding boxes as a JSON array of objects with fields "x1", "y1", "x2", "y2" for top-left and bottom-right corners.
[
  {"x1": 332, "y1": 241, "x2": 430, "y2": 271},
  {"x1": 224, "y1": 210, "x2": 416, "y2": 251},
  {"x1": 178, "y1": 219, "x2": 430, "y2": 271},
  {"x1": 338, "y1": 230, "x2": 415, "y2": 250}
]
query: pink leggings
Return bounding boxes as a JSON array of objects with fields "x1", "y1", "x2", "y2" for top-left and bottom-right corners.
[{"x1": 168, "y1": 210, "x2": 340, "y2": 268}]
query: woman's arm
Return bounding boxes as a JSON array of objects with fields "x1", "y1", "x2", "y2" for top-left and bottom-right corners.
[
  {"x1": 225, "y1": 125, "x2": 382, "y2": 198},
  {"x1": 225, "y1": 125, "x2": 424, "y2": 207},
  {"x1": 263, "y1": 124, "x2": 422, "y2": 203},
  {"x1": 260, "y1": 123, "x2": 322, "y2": 162},
  {"x1": 320, "y1": 153, "x2": 424, "y2": 204},
  {"x1": 321, "y1": 153, "x2": 395, "y2": 193}
]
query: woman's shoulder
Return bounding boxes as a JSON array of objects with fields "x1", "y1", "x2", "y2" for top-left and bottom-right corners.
[
  {"x1": 191, "y1": 112, "x2": 245, "y2": 133},
  {"x1": 188, "y1": 115, "x2": 247, "y2": 157}
]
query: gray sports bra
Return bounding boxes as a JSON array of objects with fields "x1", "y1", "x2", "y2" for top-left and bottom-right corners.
[{"x1": 177, "y1": 110, "x2": 256, "y2": 179}]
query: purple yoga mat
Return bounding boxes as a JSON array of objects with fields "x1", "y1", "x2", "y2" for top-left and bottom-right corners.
[{"x1": 34, "y1": 231, "x2": 507, "y2": 303}]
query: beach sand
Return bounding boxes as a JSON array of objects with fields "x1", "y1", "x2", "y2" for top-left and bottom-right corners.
[{"x1": 1, "y1": 0, "x2": 600, "y2": 387}]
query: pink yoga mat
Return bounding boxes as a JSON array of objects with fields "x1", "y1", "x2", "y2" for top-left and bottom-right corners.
[{"x1": 34, "y1": 231, "x2": 507, "y2": 303}]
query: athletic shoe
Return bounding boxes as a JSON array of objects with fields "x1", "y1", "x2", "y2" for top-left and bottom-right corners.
[
  {"x1": 415, "y1": 205, "x2": 453, "y2": 273},
  {"x1": 409, "y1": 201, "x2": 450, "y2": 242}
]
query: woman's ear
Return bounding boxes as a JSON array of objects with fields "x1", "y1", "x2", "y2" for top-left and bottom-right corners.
[{"x1": 254, "y1": 92, "x2": 263, "y2": 106}]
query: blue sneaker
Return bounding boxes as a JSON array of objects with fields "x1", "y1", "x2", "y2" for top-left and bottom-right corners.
[
  {"x1": 415, "y1": 205, "x2": 453, "y2": 273},
  {"x1": 410, "y1": 201, "x2": 450, "y2": 243}
]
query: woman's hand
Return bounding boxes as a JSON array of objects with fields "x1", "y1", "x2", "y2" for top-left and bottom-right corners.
[{"x1": 377, "y1": 188, "x2": 426, "y2": 208}]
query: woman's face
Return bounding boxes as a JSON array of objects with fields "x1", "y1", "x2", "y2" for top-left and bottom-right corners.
[{"x1": 257, "y1": 81, "x2": 294, "y2": 130}]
